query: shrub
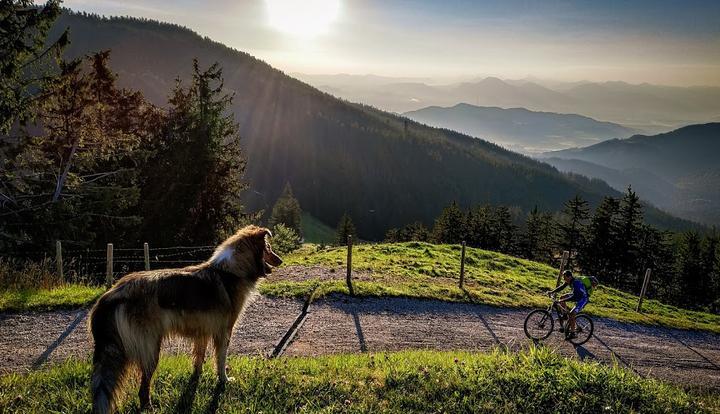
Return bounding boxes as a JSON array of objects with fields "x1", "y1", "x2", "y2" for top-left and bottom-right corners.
[{"x1": 271, "y1": 223, "x2": 302, "y2": 255}]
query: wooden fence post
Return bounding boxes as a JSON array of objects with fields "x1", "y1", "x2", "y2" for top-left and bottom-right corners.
[
  {"x1": 459, "y1": 241, "x2": 466, "y2": 289},
  {"x1": 55, "y1": 240, "x2": 63, "y2": 280},
  {"x1": 346, "y1": 235, "x2": 354, "y2": 296},
  {"x1": 555, "y1": 250, "x2": 570, "y2": 287},
  {"x1": 636, "y1": 268, "x2": 652, "y2": 312},
  {"x1": 106, "y1": 243, "x2": 114, "y2": 287},
  {"x1": 144, "y1": 242, "x2": 150, "y2": 271}
]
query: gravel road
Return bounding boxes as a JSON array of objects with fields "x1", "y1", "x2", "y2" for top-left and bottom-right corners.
[
  {"x1": 1, "y1": 291, "x2": 718, "y2": 390},
  {"x1": 0, "y1": 295, "x2": 303, "y2": 375}
]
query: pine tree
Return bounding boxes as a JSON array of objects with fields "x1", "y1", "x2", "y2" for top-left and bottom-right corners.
[
  {"x1": 432, "y1": 201, "x2": 465, "y2": 244},
  {"x1": 523, "y1": 206, "x2": 556, "y2": 263},
  {"x1": 676, "y1": 231, "x2": 703, "y2": 309},
  {"x1": 384, "y1": 228, "x2": 401, "y2": 243},
  {"x1": 269, "y1": 183, "x2": 302, "y2": 235},
  {"x1": 139, "y1": 60, "x2": 250, "y2": 245},
  {"x1": 615, "y1": 187, "x2": 644, "y2": 289},
  {"x1": 558, "y1": 195, "x2": 589, "y2": 258},
  {"x1": 403, "y1": 221, "x2": 429, "y2": 242},
  {"x1": 1, "y1": 52, "x2": 157, "y2": 250},
  {"x1": 579, "y1": 196, "x2": 620, "y2": 280},
  {"x1": 466, "y1": 206, "x2": 493, "y2": 249},
  {"x1": 494, "y1": 206, "x2": 517, "y2": 254},
  {"x1": 336, "y1": 213, "x2": 357, "y2": 245},
  {"x1": 0, "y1": 0, "x2": 68, "y2": 133},
  {"x1": 699, "y1": 231, "x2": 720, "y2": 309}
]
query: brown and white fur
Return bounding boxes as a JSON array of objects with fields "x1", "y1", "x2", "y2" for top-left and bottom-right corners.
[{"x1": 88, "y1": 225, "x2": 282, "y2": 413}]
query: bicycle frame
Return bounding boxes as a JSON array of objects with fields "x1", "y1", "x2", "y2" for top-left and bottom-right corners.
[{"x1": 547, "y1": 295, "x2": 569, "y2": 326}]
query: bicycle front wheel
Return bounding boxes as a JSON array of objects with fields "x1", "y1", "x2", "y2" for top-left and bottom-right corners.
[
  {"x1": 567, "y1": 314, "x2": 594, "y2": 345},
  {"x1": 524, "y1": 309, "x2": 554, "y2": 340}
]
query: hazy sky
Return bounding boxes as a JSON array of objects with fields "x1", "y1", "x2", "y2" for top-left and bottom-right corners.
[{"x1": 63, "y1": 0, "x2": 720, "y2": 86}]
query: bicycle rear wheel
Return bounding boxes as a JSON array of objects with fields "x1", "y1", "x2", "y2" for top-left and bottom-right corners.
[
  {"x1": 567, "y1": 314, "x2": 594, "y2": 345},
  {"x1": 524, "y1": 309, "x2": 554, "y2": 340}
]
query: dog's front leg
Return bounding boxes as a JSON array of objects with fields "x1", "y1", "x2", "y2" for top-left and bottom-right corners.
[
  {"x1": 213, "y1": 333, "x2": 232, "y2": 383},
  {"x1": 192, "y1": 337, "x2": 208, "y2": 377}
]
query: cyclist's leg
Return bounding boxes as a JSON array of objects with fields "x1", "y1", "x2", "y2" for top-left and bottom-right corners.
[
  {"x1": 557, "y1": 293, "x2": 573, "y2": 315},
  {"x1": 568, "y1": 297, "x2": 588, "y2": 334}
]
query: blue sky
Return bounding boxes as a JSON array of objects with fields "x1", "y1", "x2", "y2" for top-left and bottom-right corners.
[{"x1": 63, "y1": 0, "x2": 720, "y2": 85}]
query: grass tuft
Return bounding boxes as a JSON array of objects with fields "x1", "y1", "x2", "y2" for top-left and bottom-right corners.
[{"x1": 0, "y1": 285, "x2": 104, "y2": 312}]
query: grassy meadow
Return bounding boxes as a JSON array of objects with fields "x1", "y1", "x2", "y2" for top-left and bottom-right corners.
[
  {"x1": 264, "y1": 242, "x2": 720, "y2": 333},
  {"x1": 1, "y1": 348, "x2": 717, "y2": 413},
  {"x1": 2, "y1": 241, "x2": 719, "y2": 334}
]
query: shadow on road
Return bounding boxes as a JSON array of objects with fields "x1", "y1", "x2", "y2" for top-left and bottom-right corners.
[
  {"x1": 462, "y1": 287, "x2": 502, "y2": 347},
  {"x1": 669, "y1": 332, "x2": 720, "y2": 370},
  {"x1": 32, "y1": 309, "x2": 87, "y2": 369},
  {"x1": 591, "y1": 334, "x2": 643, "y2": 377},
  {"x1": 350, "y1": 308, "x2": 367, "y2": 352},
  {"x1": 575, "y1": 345, "x2": 596, "y2": 361}
]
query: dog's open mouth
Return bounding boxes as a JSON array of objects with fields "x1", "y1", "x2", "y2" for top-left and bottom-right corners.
[{"x1": 263, "y1": 248, "x2": 283, "y2": 274}]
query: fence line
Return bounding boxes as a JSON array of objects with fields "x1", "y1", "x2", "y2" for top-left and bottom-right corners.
[{"x1": 13, "y1": 240, "x2": 655, "y2": 315}]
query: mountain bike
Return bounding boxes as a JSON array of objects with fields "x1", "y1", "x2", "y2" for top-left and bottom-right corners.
[{"x1": 523, "y1": 293, "x2": 594, "y2": 345}]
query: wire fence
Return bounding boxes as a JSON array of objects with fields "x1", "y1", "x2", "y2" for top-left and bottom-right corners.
[{"x1": 7, "y1": 243, "x2": 218, "y2": 285}]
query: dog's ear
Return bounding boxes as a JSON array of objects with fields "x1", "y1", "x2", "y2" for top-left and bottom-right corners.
[{"x1": 251, "y1": 227, "x2": 272, "y2": 239}]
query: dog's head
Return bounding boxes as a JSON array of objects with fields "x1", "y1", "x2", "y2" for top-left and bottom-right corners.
[{"x1": 210, "y1": 225, "x2": 283, "y2": 280}]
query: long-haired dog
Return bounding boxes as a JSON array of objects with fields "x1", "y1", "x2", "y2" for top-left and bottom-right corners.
[{"x1": 89, "y1": 225, "x2": 282, "y2": 413}]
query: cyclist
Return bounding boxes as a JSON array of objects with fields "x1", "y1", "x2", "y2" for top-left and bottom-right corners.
[{"x1": 546, "y1": 270, "x2": 589, "y2": 339}]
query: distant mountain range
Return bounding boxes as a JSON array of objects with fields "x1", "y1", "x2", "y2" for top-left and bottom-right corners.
[
  {"x1": 541, "y1": 123, "x2": 720, "y2": 225},
  {"x1": 296, "y1": 74, "x2": 720, "y2": 135},
  {"x1": 403, "y1": 103, "x2": 636, "y2": 154},
  {"x1": 49, "y1": 12, "x2": 701, "y2": 237}
]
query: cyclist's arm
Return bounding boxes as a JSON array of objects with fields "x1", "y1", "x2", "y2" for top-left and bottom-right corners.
[{"x1": 547, "y1": 282, "x2": 568, "y2": 295}]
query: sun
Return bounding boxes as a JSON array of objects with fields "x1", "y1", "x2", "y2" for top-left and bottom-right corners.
[{"x1": 265, "y1": 0, "x2": 340, "y2": 38}]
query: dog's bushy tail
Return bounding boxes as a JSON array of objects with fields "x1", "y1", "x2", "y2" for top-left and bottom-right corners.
[{"x1": 89, "y1": 295, "x2": 127, "y2": 414}]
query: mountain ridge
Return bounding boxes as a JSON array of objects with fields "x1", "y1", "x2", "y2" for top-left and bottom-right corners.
[
  {"x1": 542, "y1": 123, "x2": 720, "y2": 225},
  {"x1": 403, "y1": 103, "x2": 636, "y2": 154},
  {"x1": 49, "y1": 11, "x2": 702, "y2": 236}
]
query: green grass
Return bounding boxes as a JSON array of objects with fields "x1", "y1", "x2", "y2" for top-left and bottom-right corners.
[
  {"x1": 2, "y1": 348, "x2": 717, "y2": 413},
  {"x1": 3, "y1": 242, "x2": 718, "y2": 335},
  {"x1": 263, "y1": 242, "x2": 720, "y2": 333},
  {"x1": 0, "y1": 285, "x2": 104, "y2": 312},
  {"x1": 301, "y1": 212, "x2": 336, "y2": 244}
]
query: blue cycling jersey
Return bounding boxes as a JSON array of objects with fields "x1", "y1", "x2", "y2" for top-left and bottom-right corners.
[{"x1": 570, "y1": 278, "x2": 588, "y2": 301}]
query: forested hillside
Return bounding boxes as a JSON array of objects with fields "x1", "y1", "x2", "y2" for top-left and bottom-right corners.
[
  {"x1": 543, "y1": 123, "x2": 720, "y2": 225},
  {"x1": 47, "y1": 12, "x2": 698, "y2": 239}
]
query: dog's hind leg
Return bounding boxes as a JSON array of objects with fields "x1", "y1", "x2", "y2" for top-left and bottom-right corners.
[
  {"x1": 138, "y1": 338, "x2": 161, "y2": 411},
  {"x1": 213, "y1": 333, "x2": 231, "y2": 383},
  {"x1": 192, "y1": 337, "x2": 208, "y2": 378}
]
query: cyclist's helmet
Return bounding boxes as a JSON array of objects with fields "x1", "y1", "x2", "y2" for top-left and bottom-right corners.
[{"x1": 563, "y1": 270, "x2": 573, "y2": 278}]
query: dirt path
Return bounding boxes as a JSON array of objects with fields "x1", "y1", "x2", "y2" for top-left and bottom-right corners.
[
  {"x1": 286, "y1": 295, "x2": 720, "y2": 390},
  {"x1": 0, "y1": 295, "x2": 304, "y2": 375},
  {"x1": 1, "y1": 294, "x2": 718, "y2": 390}
]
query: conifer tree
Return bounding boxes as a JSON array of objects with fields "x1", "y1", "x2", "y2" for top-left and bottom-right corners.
[
  {"x1": 524, "y1": 206, "x2": 557, "y2": 263},
  {"x1": 494, "y1": 206, "x2": 517, "y2": 254},
  {"x1": 139, "y1": 60, "x2": 249, "y2": 245},
  {"x1": 558, "y1": 194, "x2": 589, "y2": 258},
  {"x1": 615, "y1": 187, "x2": 644, "y2": 288},
  {"x1": 1, "y1": 52, "x2": 157, "y2": 250},
  {"x1": 466, "y1": 205, "x2": 493, "y2": 249},
  {"x1": 432, "y1": 201, "x2": 465, "y2": 244},
  {"x1": 269, "y1": 183, "x2": 302, "y2": 235},
  {"x1": 336, "y1": 213, "x2": 357, "y2": 245},
  {"x1": 579, "y1": 196, "x2": 619, "y2": 280},
  {"x1": 0, "y1": 0, "x2": 68, "y2": 133}
]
